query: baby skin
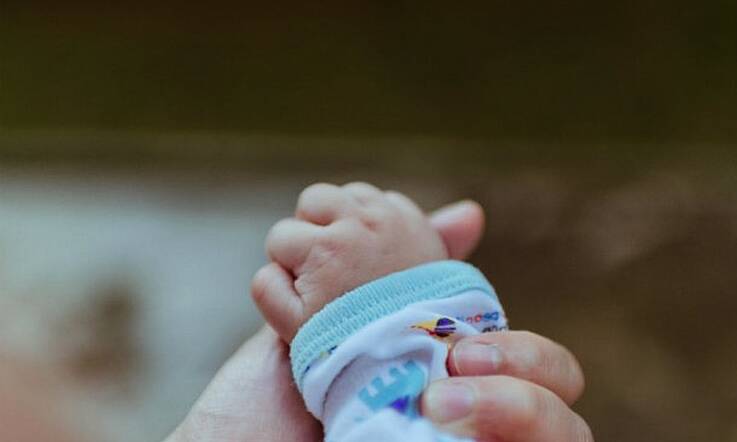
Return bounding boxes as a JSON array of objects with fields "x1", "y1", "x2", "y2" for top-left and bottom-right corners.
[
  {"x1": 252, "y1": 182, "x2": 503, "y2": 442},
  {"x1": 252, "y1": 182, "x2": 477, "y2": 342}
]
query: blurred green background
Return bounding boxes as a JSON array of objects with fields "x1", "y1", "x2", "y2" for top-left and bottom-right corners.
[
  {"x1": 3, "y1": 1, "x2": 737, "y2": 147},
  {"x1": 1, "y1": 2, "x2": 736, "y2": 441}
]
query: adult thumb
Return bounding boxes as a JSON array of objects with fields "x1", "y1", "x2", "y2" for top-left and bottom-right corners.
[{"x1": 429, "y1": 200, "x2": 485, "y2": 260}]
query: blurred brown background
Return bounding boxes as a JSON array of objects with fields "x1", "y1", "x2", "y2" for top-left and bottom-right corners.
[{"x1": 1, "y1": 2, "x2": 736, "y2": 441}]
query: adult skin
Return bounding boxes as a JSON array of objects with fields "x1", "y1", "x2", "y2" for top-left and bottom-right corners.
[
  {"x1": 0, "y1": 359, "x2": 81, "y2": 442},
  {"x1": 166, "y1": 201, "x2": 593, "y2": 442}
]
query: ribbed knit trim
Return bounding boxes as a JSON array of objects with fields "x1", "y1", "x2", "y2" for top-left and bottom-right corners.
[{"x1": 290, "y1": 260, "x2": 498, "y2": 391}]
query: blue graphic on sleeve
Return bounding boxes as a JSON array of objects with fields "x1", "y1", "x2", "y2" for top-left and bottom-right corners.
[{"x1": 358, "y1": 360, "x2": 426, "y2": 419}]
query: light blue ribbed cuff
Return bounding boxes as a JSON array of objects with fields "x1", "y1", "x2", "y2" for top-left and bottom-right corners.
[{"x1": 290, "y1": 260, "x2": 498, "y2": 391}]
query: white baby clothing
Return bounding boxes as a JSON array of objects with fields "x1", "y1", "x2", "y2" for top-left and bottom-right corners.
[{"x1": 290, "y1": 261, "x2": 508, "y2": 442}]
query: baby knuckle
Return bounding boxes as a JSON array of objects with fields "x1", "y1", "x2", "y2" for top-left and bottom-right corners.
[
  {"x1": 265, "y1": 219, "x2": 292, "y2": 248},
  {"x1": 344, "y1": 181, "x2": 380, "y2": 193},
  {"x1": 385, "y1": 190, "x2": 423, "y2": 214},
  {"x1": 313, "y1": 231, "x2": 349, "y2": 260},
  {"x1": 358, "y1": 206, "x2": 389, "y2": 231},
  {"x1": 265, "y1": 218, "x2": 285, "y2": 237},
  {"x1": 298, "y1": 182, "x2": 338, "y2": 203},
  {"x1": 267, "y1": 217, "x2": 290, "y2": 235},
  {"x1": 344, "y1": 182, "x2": 383, "y2": 204}
]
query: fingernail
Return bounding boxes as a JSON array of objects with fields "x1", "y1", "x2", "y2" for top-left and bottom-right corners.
[
  {"x1": 452, "y1": 342, "x2": 504, "y2": 375},
  {"x1": 424, "y1": 381, "x2": 475, "y2": 424}
]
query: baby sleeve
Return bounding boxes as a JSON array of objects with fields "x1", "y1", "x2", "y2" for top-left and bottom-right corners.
[{"x1": 290, "y1": 260, "x2": 508, "y2": 442}]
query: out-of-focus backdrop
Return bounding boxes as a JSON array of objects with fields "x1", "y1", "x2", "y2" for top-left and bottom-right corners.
[{"x1": 1, "y1": 2, "x2": 736, "y2": 441}]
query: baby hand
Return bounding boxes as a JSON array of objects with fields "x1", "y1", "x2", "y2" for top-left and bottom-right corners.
[{"x1": 252, "y1": 182, "x2": 450, "y2": 341}]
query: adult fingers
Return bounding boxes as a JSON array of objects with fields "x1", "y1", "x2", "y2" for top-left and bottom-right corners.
[
  {"x1": 429, "y1": 200, "x2": 485, "y2": 259},
  {"x1": 448, "y1": 331, "x2": 585, "y2": 405},
  {"x1": 166, "y1": 326, "x2": 322, "y2": 442},
  {"x1": 422, "y1": 376, "x2": 594, "y2": 442}
]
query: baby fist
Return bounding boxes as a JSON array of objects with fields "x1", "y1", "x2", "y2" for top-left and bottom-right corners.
[{"x1": 252, "y1": 182, "x2": 448, "y2": 341}]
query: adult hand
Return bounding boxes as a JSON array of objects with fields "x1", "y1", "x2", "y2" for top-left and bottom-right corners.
[
  {"x1": 166, "y1": 200, "x2": 592, "y2": 442},
  {"x1": 427, "y1": 201, "x2": 592, "y2": 440},
  {"x1": 165, "y1": 327, "x2": 591, "y2": 442},
  {"x1": 423, "y1": 331, "x2": 592, "y2": 441},
  {"x1": 165, "y1": 325, "x2": 321, "y2": 442}
]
